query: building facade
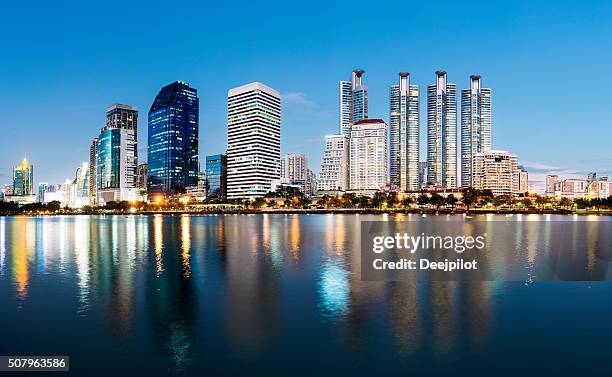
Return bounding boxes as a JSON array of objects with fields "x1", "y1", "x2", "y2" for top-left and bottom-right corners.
[
  {"x1": 518, "y1": 165, "x2": 529, "y2": 194},
  {"x1": 339, "y1": 69, "x2": 368, "y2": 137},
  {"x1": 95, "y1": 126, "x2": 138, "y2": 204},
  {"x1": 148, "y1": 81, "x2": 199, "y2": 196},
  {"x1": 281, "y1": 153, "x2": 308, "y2": 192},
  {"x1": 472, "y1": 150, "x2": 519, "y2": 196},
  {"x1": 318, "y1": 134, "x2": 349, "y2": 193},
  {"x1": 389, "y1": 72, "x2": 420, "y2": 192},
  {"x1": 349, "y1": 119, "x2": 388, "y2": 192},
  {"x1": 4, "y1": 158, "x2": 36, "y2": 204},
  {"x1": 461, "y1": 75, "x2": 492, "y2": 187},
  {"x1": 227, "y1": 82, "x2": 281, "y2": 199},
  {"x1": 427, "y1": 71, "x2": 457, "y2": 188},
  {"x1": 205, "y1": 154, "x2": 227, "y2": 199}
]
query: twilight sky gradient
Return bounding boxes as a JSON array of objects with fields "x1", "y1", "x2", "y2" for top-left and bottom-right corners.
[{"x1": 1, "y1": 0, "x2": 611, "y2": 192}]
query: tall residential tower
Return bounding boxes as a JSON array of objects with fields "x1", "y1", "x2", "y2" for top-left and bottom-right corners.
[
  {"x1": 389, "y1": 72, "x2": 420, "y2": 191},
  {"x1": 339, "y1": 69, "x2": 368, "y2": 137},
  {"x1": 461, "y1": 75, "x2": 492, "y2": 187},
  {"x1": 427, "y1": 71, "x2": 457, "y2": 188}
]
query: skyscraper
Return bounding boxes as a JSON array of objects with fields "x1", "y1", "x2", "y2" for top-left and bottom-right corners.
[
  {"x1": 89, "y1": 138, "x2": 98, "y2": 205},
  {"x1": 281, "y1": 153, "x2": 308, "y2": 184},
  {"x1": 339, "y1": 69, "x2": 368, "y2": 137},
  {"x1": 461, "y1": 75, "x2": 492, "y2": 187},
  {"x1": 349, "y1": 119, "x2": 388, "y2": 191},
  {"x1": 427, "y1": 71, "x2": 457, "y2": 188},
  {"x1": 389, "y1": 72, "x2": 420, "y2": 192},
  {"x1": 318, "y1": 134, "x2": 349, "y2": 193},
  {"x1": 94, "y1": 104, "x2": 138, "y2": 204},
  {"x1": 205, "y1": 154, "x2": 227, "y2": 199},
  {"x1": 12, "y1": 158, "x2": 33, "y2": 196},
  {"x1": 148, "y1": 81, "x2": 199, "y2": 196},
  {"x1": 95, "y1": 127, "x2": 138, "y2": 204},
  {"x1": 227, "y1": 82, "x2": 281, "y2": 199}
]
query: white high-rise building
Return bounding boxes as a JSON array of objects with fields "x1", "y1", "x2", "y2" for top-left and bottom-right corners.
[
  {"x1": 472, "y1": 150, "x2": 519, "y2": 196},
  {"x1": 349, "y1": 119, "x2": 388, "y2": 191},
  {"x1": 461, "y1": 75, "x2": 492, "y2": 187},
  {"x1": 427, "y1": 71, "x2": 457, "y2": 188},
  {"x1": 339, "y1": 69, "x2": 368, "y2": 137},
  {"x1": 318, "y1": 134, "x2": 349, "y2": 193},
  {"x1": 227, "y1": 82, "x2": 281, "y2": 199},
  {"x1": 390, "y1": 72, "x2": 420, "y2": 192},
  {"x1": 281, "y1": 153, "x2": 308, "y2": 193}
]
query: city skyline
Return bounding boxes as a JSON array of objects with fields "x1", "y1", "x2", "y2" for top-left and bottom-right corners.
[{"x1": 2, "y1": 1, "x2": 611, "y2": 193}]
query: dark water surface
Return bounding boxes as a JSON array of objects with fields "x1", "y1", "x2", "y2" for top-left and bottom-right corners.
[{"x1": 1, "y1": 214, "x2": 611, "y2": 376}]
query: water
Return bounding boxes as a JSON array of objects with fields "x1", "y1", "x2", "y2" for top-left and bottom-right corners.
[{"x1": 0, "y1": 214, "x2": 611, "y2": 376}]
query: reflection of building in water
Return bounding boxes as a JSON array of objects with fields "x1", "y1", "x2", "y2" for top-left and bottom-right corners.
[
  {"x1": 289, "y1": 215, "x2": 301, "y2": 260},
  {"x1": 154, "y1": 215, "x2": 164, "y2": 275},
  {"x1": 181, "y1": 215, "x2": 191, "y2": 278},
  {"x1": 386, "y1": 281, "x2": 420, "y2": 354},
  {"x1": 12, "y1": 217, "x2": 34, "y2": 302},
  {"x1": 144, "y1": 216, "x2": 197, "y2": 375},
  {"x1": 74, "y1": 216, "x2": 91, "y2": 314},
  {"x1": 224, "y1": 215, "x2": 280, "y2": 348},
  {"x1": 0, "y1": 218, "x2": 5, "y2": 276}
]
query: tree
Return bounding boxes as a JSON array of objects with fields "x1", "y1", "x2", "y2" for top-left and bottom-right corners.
[
  {"x1": 429, "y1": 193, "x2": 445, "y2": 211},
  {"x1": 387, "y1": 192, "x2": 399, "y2": 208},
  {"x1": 358, "y1": 196, "x2": 371, "y2": 208},
  {"x1": 445, "y1": 194, "x2": 458, "y2": 209},
  {"x1": 417, "y1": 193, "x2": 430, "y2": 207},
  {"x1": 401, "y1": 196, "x2": 414, "y2": 208},
  {"x1": 372, "y1": 191, "x2": 387, "y2": 208},
  {"x1": 520, "y1": 197, "x2": 533, "y2": 208},
  {"x1": 534, "y1": 196, "x2": 550, "y2": 209},
  {"x1": 461, "y1": 187, "x2": 479, "y2": 214},
  {"x1": 253, "y1": 197, "x2": 267, "y2": 209},
  {"x1": 559, "y1": 197, "x2": 572, "y2": 209}
]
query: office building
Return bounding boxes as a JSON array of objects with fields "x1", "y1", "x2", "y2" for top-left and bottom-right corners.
[
  {"x1": 227, "y1": 82, "x2": 281, "y2": 199},
  {"x1": 148, "y1": 81, "x2": 199, "y2": 196},
  {"x1": 427, "y1": 71, "x2": 457, "y2": 188},
  {"x1": 4, "y1": 158, "x2": 37, "y2": 204},
  {"x1": 389, "y1": 72, "x2": 420, "y2": 191},
  {"x1": 95, "y1": 126, "x2": 138, "y2": 204},
  {"x1": 70, "y1": 162, "x2": 90, "y2": 208},
  {"x1": 349, "y1": 119, "x2": 388, "y2": 191},
  {"x1": 305, "y1": 169, "x2": 318, "y2": 197},
  {"x1": 136, "y1": 163, "x2": 148, "y2": 190},
  {"x1": 472, "y1": 150, "x2": 519, "y2": 196},
  {"x1": 318, "y1": 134, "x2": 349, "y2": 193},
  {"x1": 461, "y1": 75, "x2": 492, "y2": 187},
  {"x1": 205, "y1": 154, "x2": 227, "y2": 199}
]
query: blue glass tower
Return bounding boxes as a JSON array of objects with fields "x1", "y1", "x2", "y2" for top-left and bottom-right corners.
[
  {"x1": 205, "y1": 154, "x2": 227, "y2": 199},
  {"x1": 148, "y1": 81, "x2": 199, "y2": 196}
]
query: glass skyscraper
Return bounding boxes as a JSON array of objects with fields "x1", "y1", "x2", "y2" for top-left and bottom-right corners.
[
  {"x1": 205, "y1": 154, "x2": 227, "y2": 199},
  {"x1": 390, "y1": 72, "x2": 420, "y2": 191},
  {"x1": 12, "y1": 158, "x2": 34, "y2": 196},
  {"x1": 461, "y1": 75, "x2": 492, "y2": 187},
  {"x1": 148, "y1": 81, "x2": 199, "y2": 196},
  {"x1": 427, "y1": 71, "x2": 457, "y2": 188}
]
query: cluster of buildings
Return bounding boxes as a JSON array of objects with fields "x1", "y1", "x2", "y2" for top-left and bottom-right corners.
[
  {"x1": 318, "y1": 70, "x2": 527, "y2": 197},
  {"x1": 545, "y1": 173, "x2": 611, "y2": 199},
  {"x1": 10, "y1": 69, "x2": 611, "y2": 208}
]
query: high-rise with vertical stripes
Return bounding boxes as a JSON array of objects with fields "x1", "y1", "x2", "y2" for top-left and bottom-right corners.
[
  {"x1": 339, "y1": 69, "x2": 368, "y2": 137},
  {"x1": 461, "y1": 75, "x2": 492, "y2": 187},
  {"x1": 427, "y1": 71, "x2": 457, "y2": 188},
  {"x1": 389, "y1": 72, "x2": 420, "y2": 191},
  {"x1": 226, "y1": 82, "x2": 281, "y2": 199}
]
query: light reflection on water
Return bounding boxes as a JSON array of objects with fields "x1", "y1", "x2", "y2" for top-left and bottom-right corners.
[{"x1": 0, "y1": 214, "x2": 610, "y2": 376}]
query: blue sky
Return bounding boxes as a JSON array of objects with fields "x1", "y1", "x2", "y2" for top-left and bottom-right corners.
[{"x1": 1, "y1": 0, "x2": 611, "y2": 192}]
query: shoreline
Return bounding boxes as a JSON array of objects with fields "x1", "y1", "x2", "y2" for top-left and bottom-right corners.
[{"x1": 2, "y1": 208, "x2": 610, "y2": 217}]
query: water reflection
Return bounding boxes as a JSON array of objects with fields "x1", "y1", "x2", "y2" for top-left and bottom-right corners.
[{"x1": 0, "y1": 215, "x2": 610, "y2": 376}]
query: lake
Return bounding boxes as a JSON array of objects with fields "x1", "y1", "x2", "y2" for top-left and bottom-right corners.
[{"x1": 1, "y1": 214, "x2": 611, "y2": 376}]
